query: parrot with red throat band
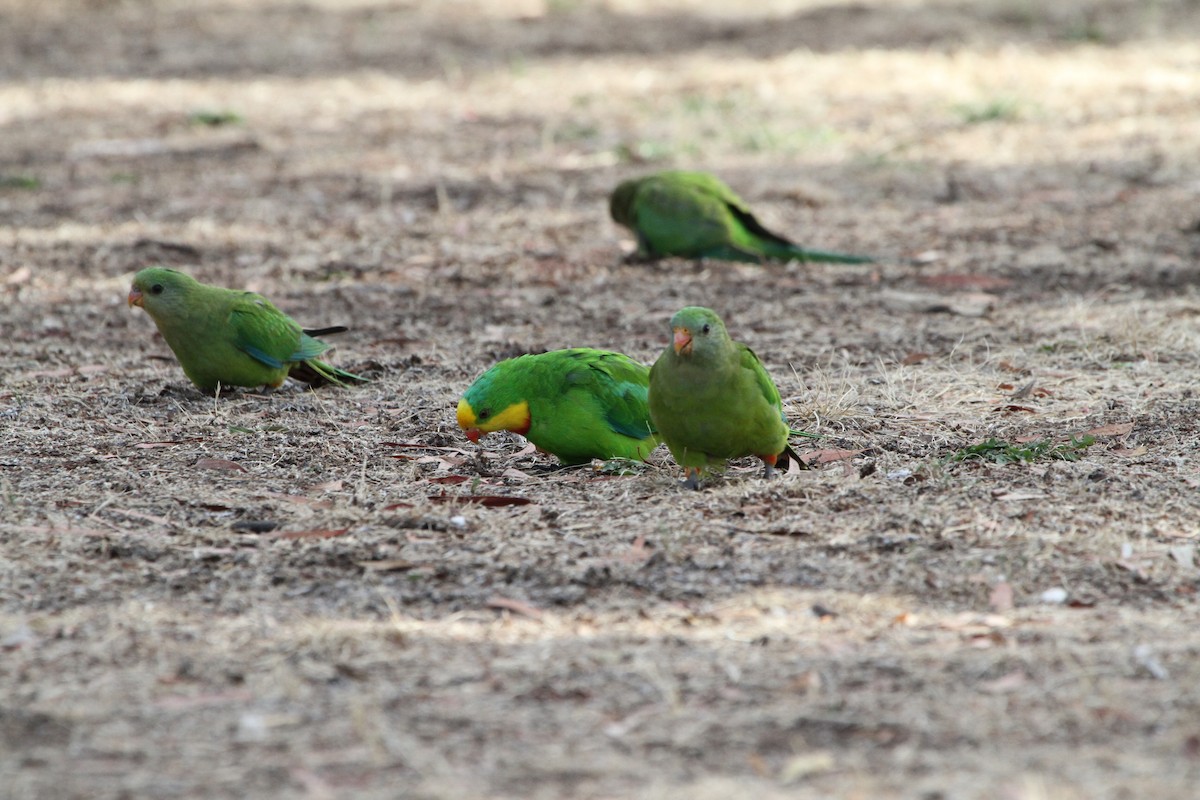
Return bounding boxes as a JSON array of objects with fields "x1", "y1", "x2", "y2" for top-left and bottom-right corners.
[{"x1": 457, "y1": 349, "x2": 659, "y2": 465}]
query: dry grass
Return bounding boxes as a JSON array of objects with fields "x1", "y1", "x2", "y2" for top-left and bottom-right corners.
[{"x1": 4, "y1": 0, "x2": 1200, "y2": 797}]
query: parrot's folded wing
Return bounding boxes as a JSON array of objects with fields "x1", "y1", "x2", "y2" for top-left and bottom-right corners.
[
  {"x1": 229, "y1": 295, "x2": 317, "y2": 369},
  {"x1": 738, "y1": 344, "x2": 784, "y2": 410},
  {"x1": 635, "y1": 181, "x2": 734, "y2": 254},
  {"x1": 568, "y1": 354, "x2": 657, "y2": 440}
]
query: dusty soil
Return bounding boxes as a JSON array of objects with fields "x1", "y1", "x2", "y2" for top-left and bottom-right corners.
[{"x1": 4, "y1": 1, "x2": 1200, "y2": 797}]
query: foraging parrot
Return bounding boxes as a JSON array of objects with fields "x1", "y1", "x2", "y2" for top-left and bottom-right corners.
[
  {"x1": 648, "y1": 306, "x2": 806, "y2": 489},
  {"x1": 609, "y1": 170, "x2": 872, "y2": 264},
  {"x1": 456, "y1": 349, "x2": 660, "y2": 465},
  {"x1": 127, "y1": 266, "x2": 366, "y2": 393}
]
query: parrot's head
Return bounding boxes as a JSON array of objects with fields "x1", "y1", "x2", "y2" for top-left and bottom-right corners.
[
  {"x1": 668, "y1": 306, "x2": 729, "y2": 362},
  {"x1": 457, "y1": 362, "x2": 532, "y2": 444},
  {"x1": 128, "y1": 266, "x2": 197, "y2": 319},
  {"x1": 609, "y1": 179, "x2": 639, "y2": 228}
]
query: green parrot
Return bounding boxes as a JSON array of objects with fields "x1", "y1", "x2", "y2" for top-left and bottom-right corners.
[
  {"x1": 648, "y1": 306, "x2": 806, "y2": 489},
  {"x1": 610, "y1": 170, "x2": 872, "y2": 264},
  {"x1": 128, "y1": 266, "x2": 367, "y2": 393},
  {"x1": 456, "y1": 348, "x2": 660, "y2": 466}
]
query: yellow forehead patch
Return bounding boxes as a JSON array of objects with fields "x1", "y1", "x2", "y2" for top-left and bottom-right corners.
[{"x1": 456, "y1": 398, "x2": 477, "y2": 430}]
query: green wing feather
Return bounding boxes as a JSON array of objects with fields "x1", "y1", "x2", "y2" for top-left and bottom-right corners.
[
  {"x1": 575, "y1": 351, "x2": 658, "y2": 440},
  {"x1": 228, "y1": 293, "x2": 322, "y2": 368},
  {"x1": 738, "y1": 343, "x2": 783, "y2": 412}
]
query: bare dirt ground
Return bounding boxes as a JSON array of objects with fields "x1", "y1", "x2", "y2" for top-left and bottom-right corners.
[{"x1": 4, "y1": 0, "x2": 1200, "y2": 797}]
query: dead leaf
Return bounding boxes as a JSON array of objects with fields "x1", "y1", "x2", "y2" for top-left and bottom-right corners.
[
  {"x1": 746, "y1": 752, "x2": 771, "y2": 778},
  {"x1": 779, "y1": 751, "x2": 835, "y2": 783},
  {"x1": 486, "y1": 596, "x2": 543, "y2": 620},
  {"x1": 4, "y1": 265, "x2": 32, "y2": 285},
  {"x1": 261, "y1": 492, "x2": 333, "y2": 509},
  {"x1": 154, "y1": 689, "x2": 254, "y2": 711},
  {"x1": 991, "y1": 404, "x2": 1037, "y2": 414},
  {"x1": 382, "y1": 442, "x2": 472, "y2": 456},
  {"x1": 989, "y1": 580, "x2": 1014, "y2": 613},
  {"x1": 358, "y1": 559, "x2": 417, "y2": 572},
  {"x1": 195, "y1": 458, "x2": 246, "y2": 472},
  {"x1": 992, "y1": 491, "x2": 1046, "y2": 501},
  {"x1": 1084, "y1": 422, "x2": 1134, "y2": 438},
  {"x1": 800, "y1": 448, "x2": 864, "y2": 465},
  {"x1": 1169, "y1": 545, "x2": 1195, "y2": 570},
  {"x1": 1132, "y1": 644, "x2": 1169, "y2": 680},
  {"x1": 428, "y1": 494, "x2": 533, "y2": 507},
  {"x1": 133, "y1": 441, "x2": 183, "y2": 449},
  {"x1": 107, "y1": 508, "x2": 171, "y2": 526},
  {"x1": 501, "y1": 467, "x2": 533, "y2": 480},
  {"x1": 267, "y1": 528, "x2": 351, "y2": 540},
  {"x1": 811, "y1": 604, "x2": 838, "y2": 620},
  {"x1": 879, "y1": 289, "x2": 995, "y2": 317},
  {"x1": 978, "y1": 670, "x2": 1028, "y2": 694},
  {"x1": 619, "y1": 534, "x2": 653, "y2": 564},
  {"x1": 428, "y1": 475, "x2": 469, "y2": 485},
  {"x1": 918, "y1": 273, "x2": 1013, "y2": 291},
  {"x1": 1008, "y1": 380, "x2": 1036, "y2": 400},
  {"x1": 309, "y1": 479, "x2": 343, "y2": 492},
  {"x1": 231, "y1": 520, "x2": 279, "y2": 533},
  {"x1": 901, "y1": 351, "x2": 931, "y2": 365},
  {"x1": 1112, "y1": 446, "x2": 1147, "y2": 457}
]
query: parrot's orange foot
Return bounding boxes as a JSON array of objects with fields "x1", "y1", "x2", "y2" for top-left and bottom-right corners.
[
  {"x1": 760, "y1": 454, "x2": 779, "y2": 480},
  {"x1": 682, "y1": 468, "x2": 702, "y2": 491}
]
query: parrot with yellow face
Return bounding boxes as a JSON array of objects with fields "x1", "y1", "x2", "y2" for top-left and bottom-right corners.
[{"x1": 457, "y1": 349, "x2": 659, "y2": 465}]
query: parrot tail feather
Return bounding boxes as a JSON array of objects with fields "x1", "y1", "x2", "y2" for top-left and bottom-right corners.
[
  {"x1": 290, "y1": 358, "x2": 369, "y2": 388},
  {"x1": 787, "y1": 246, "x2": 874, "y2": 264},
  {"x1": 302, "y1": 325, "x2": 349, "y2": 337}
]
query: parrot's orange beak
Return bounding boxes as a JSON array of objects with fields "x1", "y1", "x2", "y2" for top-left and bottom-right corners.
[
  {"x1": 673, "y1": 326, "x2": 693, "y2": 356},
  {"x1": 127, "y1": 288, "x2": 144, "y2": 308},
  {"x1": 464, "y1": 428, "x2": 482, "y2": 443}
]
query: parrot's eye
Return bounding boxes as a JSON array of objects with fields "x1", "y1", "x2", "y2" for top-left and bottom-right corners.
[
  {"x1": 150, "y1": 284, "x2": 164, "y2": 295},
  {"x1": 478, "y1": 408, "x2": 491, "y2": 420},
  {"x1": 701, "y1": 323, "x2": 711, "y2": 335}
]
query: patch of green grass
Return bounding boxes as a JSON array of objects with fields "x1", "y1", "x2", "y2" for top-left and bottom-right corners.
[
  {"x1": 735, "y1": 124, "x2": 838, "y2": 154},
  {"x1": 954, "y1": 97, "x2": 1021, "y2": 124},
  {"x1": 188, "y1": 109, "x2": 243, "y2": 127},
  {"x1": 1060, "y1": 19, "x2": 1107, "y2": 43},
  {"x1": 552, "y1": 120, "x2": 600, "y2": 144},
  {"x1": 593, "y1": 458, "x2": 652, "y2": 476},
  {"x1": 0, "y1": 174, "x2": 40, "y2": 190},
  {"x1": 228, "y1": 424, "x2": 291, "y2": 434},
  {"x1": 946, "y1": 435, "x2": 1096, "y2": 465},
  {"x1": 614, "y1": 139, "x2": 679, "y2": 164}
]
